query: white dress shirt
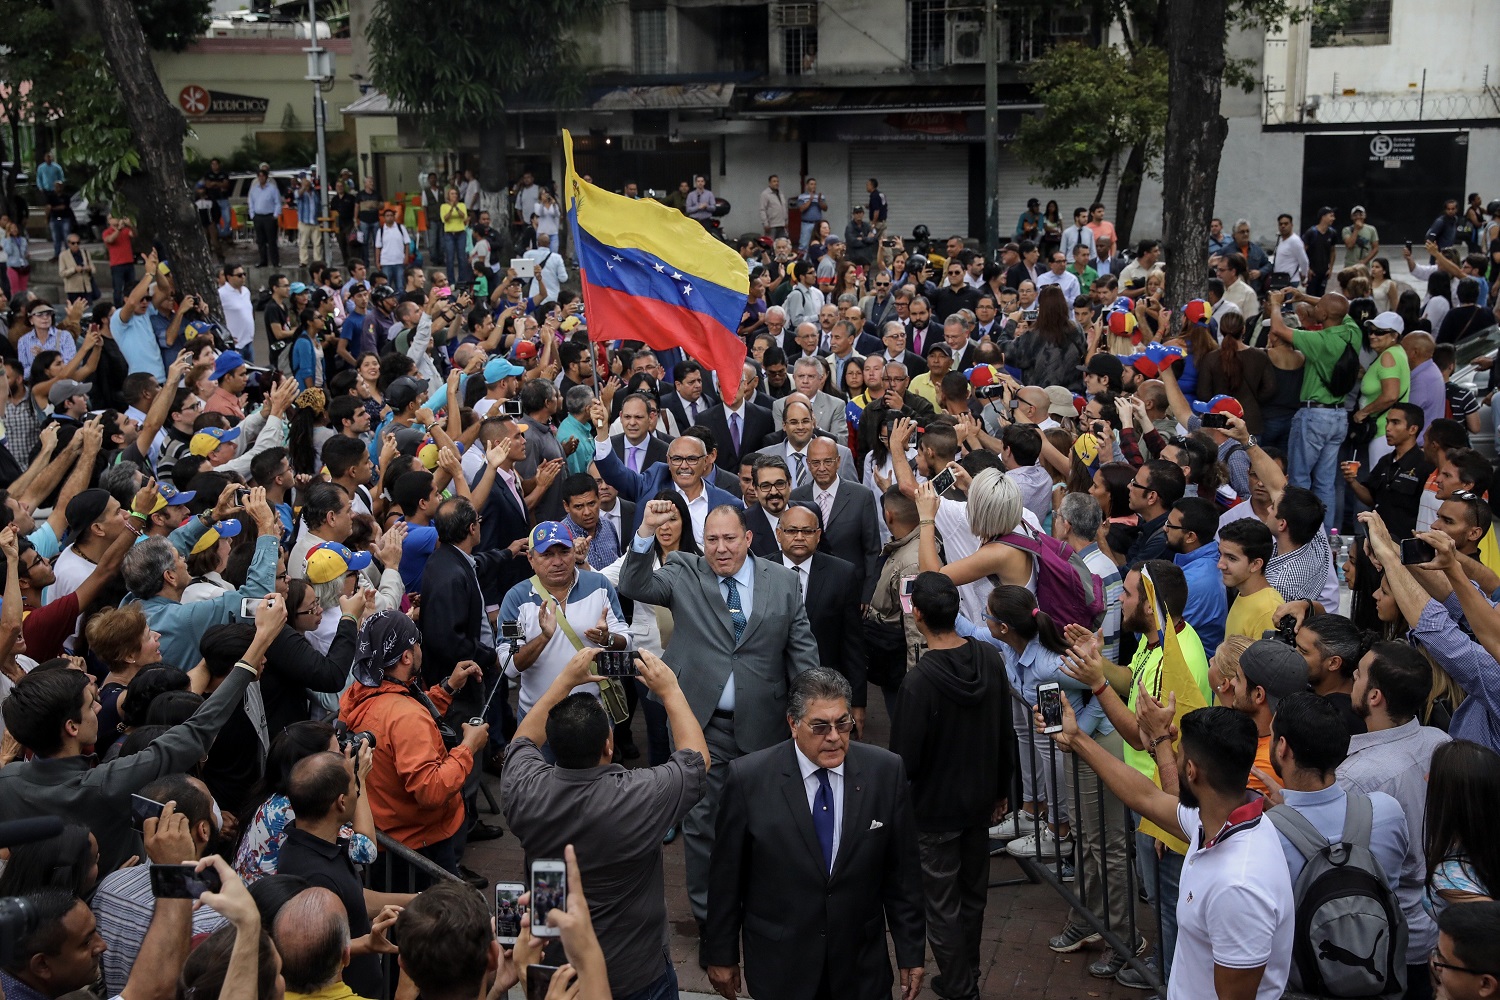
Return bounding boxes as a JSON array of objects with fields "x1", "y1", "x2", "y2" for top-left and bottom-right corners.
[
  {"x1": 784, "y1": 441, "x2": 813, "y2": 487},
  {"x1": 795, "y1": 745, "x2": 845, "y2": 869},
  {"x1": 812, "y1": 477, "x2": 841, "y2": 528},
  {"x1": 1035, "y1": 268, "x2": 1081, "y2": 302},
  {"x1": 782, "y1": 553, "x2": 812, "y2": 599},
  {"x1": 673, "y1": 484, "x2": 710, "y2": 545}
]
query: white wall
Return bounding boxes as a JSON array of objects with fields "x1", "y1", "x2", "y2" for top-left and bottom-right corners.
[
  {"x1": 816, "y1": 0, "x2": 908, "y2": 73},
  {"x1": 1467, "y1": 129, "x2": 1500, "y2": 202},
  {"x1": 1305, "y1": 0, "x2": 1500, "y2": 96},
  {"x1": 710, "y1": 135, "x2": 804, "y2": 235}
]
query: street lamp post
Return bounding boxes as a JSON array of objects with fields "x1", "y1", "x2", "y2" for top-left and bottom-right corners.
[
  {"x1": 305, "y1": 0, "x2": 332, "y2": 227},
  {"x1": 983, "y1": 0, "x2": 999, "y2": 256}
]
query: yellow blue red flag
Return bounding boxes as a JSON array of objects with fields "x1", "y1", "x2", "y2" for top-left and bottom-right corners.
[{"x1": 562, "y1": 130, "x2": 749, "y2": 392}]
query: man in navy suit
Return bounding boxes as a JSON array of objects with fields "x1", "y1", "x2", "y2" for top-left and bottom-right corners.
[{"x1": 590, "y1": 398, "x2": 742, "y2": 546}]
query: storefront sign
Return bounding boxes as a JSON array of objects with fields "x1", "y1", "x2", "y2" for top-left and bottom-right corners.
[{"x1": 178, "y1": 85, "x2": 269, "y2": 123}]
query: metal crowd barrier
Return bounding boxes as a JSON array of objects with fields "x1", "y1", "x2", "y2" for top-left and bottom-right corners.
[{"x1": 368, "y1": 832, "x2": 464, "y2": 1000}]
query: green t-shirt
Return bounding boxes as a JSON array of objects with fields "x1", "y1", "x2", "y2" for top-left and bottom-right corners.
[
  {"x1": 1342, "y1": 223, "x2": 1378, "y2": 266},
  {"x1": 1293, "y1": 317, "x2": 1361, "y2": 405},
  {"x1": 1122, "y1": 622, "x2": 1212, "y2": 778},
  {"x1": 1069, "y1": 265, "x2": 1099, "y2": 296},
  {"x1": 1359, "y1": 345, "x2": 1410, "y2": 436}
]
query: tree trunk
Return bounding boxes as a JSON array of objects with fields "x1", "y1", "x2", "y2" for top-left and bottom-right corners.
[
  {"x1": 1093, "y1": 153, "x2": 1113, "y2": 209},
  {"x1": 1159, "y1": 0, "x2": 1228, "y2": 337},
  {"x1": 1114, "y1": 141, "x2": 1148, "y2": 249},
  {"x1": 92, "y1": 0, "x2": 222, "y2": 320}
]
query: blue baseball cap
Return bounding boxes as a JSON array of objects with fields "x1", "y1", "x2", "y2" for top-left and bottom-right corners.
[
  {"x1": 189, "y1": 425, "x2": 241, "y2": 458},
  {"x1": 190, "y1": 518, "x2": 242, "y2": 555},
  {"x1": 211, "y1": 350, "x2": 246, "y2": 382},
  {"x1": 484, "y1": 356, "x2": 524, "y2": 384},
  {"x1": 530, "y1": 521, "x2": 575, "y2": 553},
  {"x1": 289, "y1": 282, "x2": 309, "y2": 295},
  {"x1": 306, "y1": 541, "x2": 374, "y2": 585},
  {"x1": 148, "y1": 482, "x2": 197, "y2": 514}
]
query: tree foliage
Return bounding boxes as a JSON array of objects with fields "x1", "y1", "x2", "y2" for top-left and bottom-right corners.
[
  {"x1": 1012, "y1": 43, "x2": 1167, "y2": 196},
  {"x1": 366, "y1": 0, "x2": 610, "y2": 151}
]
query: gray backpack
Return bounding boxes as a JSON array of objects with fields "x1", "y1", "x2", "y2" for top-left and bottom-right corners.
[{"x1": 1267, "y1": 790, "x2": 1407, "y2": 998}]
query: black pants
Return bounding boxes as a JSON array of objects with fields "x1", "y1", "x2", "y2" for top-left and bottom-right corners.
[{"x1": 253, "y1": 213, "x2": 280, "y2": 266}]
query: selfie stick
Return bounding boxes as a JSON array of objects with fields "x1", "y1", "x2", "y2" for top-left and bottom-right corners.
[{"x1": 468, "y1": 672, "x2": 504, "y2": 728}]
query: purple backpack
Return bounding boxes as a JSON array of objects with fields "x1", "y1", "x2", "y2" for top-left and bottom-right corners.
[{"x1": 996, "y1": 527, "x2": 1106, "y2": 629}]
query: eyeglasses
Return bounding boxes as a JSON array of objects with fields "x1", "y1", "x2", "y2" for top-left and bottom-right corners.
[
  {"x1": 1128, "y1": 480, "x2": 1151, "y2": 492},
  {"x1": 801, "y1": 717, "x2": 855, "y2": 735},
  {"x1": 758, "y1": 479, "x2": 790, "y2": 492},
  {"x1": 230, "y1": 271, "x2": 246, "y2": 278},
  {"x1": 874, "y1": 281, "x2": 891, "y2": 288},
  {"x1": 667, "y1": 454, "x2": 704, "y2": 466},
  {"x1": 1164, "y1": 520, "x2": 1184, "y2": 531},
  {"x1": 1429, "y1": 947, "x2": 1497, "y2": 980},
  {"x1": 779, "y1": 525, "x2": 819, "y2": 536}
]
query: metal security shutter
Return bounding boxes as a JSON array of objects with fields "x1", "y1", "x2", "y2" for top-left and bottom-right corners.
[
  {"x1": 993, "y1": 145, "x2": 1121, "y2": 239},
  {"x1": 849, "y1": 145, "x2": 970, "y2": 241}
]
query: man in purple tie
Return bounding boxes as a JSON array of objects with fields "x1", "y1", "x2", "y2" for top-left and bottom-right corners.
[{"x1": 610, "y1": 392, "x2": 667, "y2": 473}]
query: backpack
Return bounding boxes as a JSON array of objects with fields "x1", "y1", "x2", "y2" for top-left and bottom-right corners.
[
  {"x1": 1267, "y1": 790, "x2": 1407, "y2": 998},
  {"x1": 993, "y1": 525, "x2": 1106, "y2": 630}
]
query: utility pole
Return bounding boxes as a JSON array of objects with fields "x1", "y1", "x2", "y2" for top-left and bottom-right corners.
[
  {"x1": 305, "y1": 0, "x2": 332, "y2": 224},
  {"x1": 983, "y1": 0, "x2": 999, "y2": 256}
]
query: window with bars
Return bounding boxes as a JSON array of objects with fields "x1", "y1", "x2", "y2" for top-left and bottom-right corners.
[
  {"x1": 773, "y1": 3, "x2": 817, "y2": 75},
  {"x1": 632, "y1": 8, "x2": 668, "y2": 74},
  {"x1": 1311, "y1": 0, "x2": 1393, "y2": 46}
]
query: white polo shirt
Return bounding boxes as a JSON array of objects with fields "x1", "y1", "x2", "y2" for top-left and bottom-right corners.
[{"x1": 1170, "y1": 801, "x2": 1295, "y2": 1000}]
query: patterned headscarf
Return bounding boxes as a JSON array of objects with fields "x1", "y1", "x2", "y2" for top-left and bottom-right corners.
[
  {"x1": 294, "y1": 387, "x2": 327, "y2": 416},
  {"x1": 351, "y1": 609, "x2": 422, "y2": 687}
]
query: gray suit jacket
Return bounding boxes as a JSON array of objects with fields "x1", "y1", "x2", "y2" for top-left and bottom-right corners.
[
  {"x1": 754, "y1": 439, "x2": 859, "y2": 485},
  {"x1": 618, "y1": 547, "x2": 820, "y2": 753},
  {"x1": 771, "y1": 390, "x2": 845, "y2": 435}
]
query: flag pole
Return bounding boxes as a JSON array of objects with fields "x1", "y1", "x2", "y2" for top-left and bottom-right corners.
[{"x1": 563, "y1": 130, "x2": 605, "y2": 403}]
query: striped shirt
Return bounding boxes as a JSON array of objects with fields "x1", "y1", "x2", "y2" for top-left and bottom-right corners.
[
  {"x1": 93, "y1": 863, "x2": 227, "y2": 996},
  {"x1": 1078, "y1": 542, "x2": 1123, "y2": 663}
]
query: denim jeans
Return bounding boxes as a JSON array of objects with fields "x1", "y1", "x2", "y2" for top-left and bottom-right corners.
[
  {"x1": 110, "y1": 262, "x2": 135, "y2": 307},
  {"x1": 1288, "y1": 405, "x2": 1346, "y2": 532},
  {"x1": 443, "y1": 231, "x2": 469, "y2": 283},
  {"x1": 1134, "y1": 830, "x2": 1184, "y2": 982},
  {"x1": 49, "y1": 218, "x2": 70, "y2": 261},
  {"x1": 1260, "y1": 412, "x2": 1293, "y2": 455},
  {"x1": 359, "y1": 221, "x2": 378, "y2": 264},
  {"x1": 383, "y1": 263, "x2": 405, "y2": 292},
  {"x1": 614, "y1": 957, "x2": 679, "y2": 1000},
  {"x1": 216, "y1": 198, "x2": 233, "y2": 236}
]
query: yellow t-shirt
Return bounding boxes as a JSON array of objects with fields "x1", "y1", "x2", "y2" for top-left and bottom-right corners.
[
  {"x1": 908, "y1": 372, "x2": 940, "y2": 406},
  {"x1": 1247, "y1": 733, "x2": 1274, "y2": 795},
  {"x1": 440, "y1": 201, "x2": 468, "y2": 233},
  {"x1": 1225, "y1": 583, "x2": 1284, "y2": 642}
]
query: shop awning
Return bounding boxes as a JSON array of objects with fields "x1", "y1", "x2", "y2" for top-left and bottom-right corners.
[
  {"x1": 342, "y1": 82, "x2": 734, "y2": 118},
  {"x1": 738, "y1": 83, "x2": 1037, "y2": 117}
]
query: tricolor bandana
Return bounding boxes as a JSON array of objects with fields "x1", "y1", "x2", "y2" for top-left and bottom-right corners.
[
  {"x1": 1107, "y1": 308, "x2": 1139, "y2": 344},
  {"x1": 351, "y1": 610, "x2": 422, "y2": 688}
]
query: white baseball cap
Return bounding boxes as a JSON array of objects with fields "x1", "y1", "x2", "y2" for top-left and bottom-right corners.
[{"x1": 1368, "y1": 311, "x2": 1404, "y2": 335}]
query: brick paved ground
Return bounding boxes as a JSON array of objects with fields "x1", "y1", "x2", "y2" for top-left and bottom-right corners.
[{"x1": 465, "y1": 693, "x2": 1154, "y2": 999}]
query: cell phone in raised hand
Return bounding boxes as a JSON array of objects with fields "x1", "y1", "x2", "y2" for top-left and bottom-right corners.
[
  {"x1": 529, "y1": 858, "x2": 566, "y2": 938},
  {"x1": 1038, "y1": 682, "x2": 1065, "y2": 734}
]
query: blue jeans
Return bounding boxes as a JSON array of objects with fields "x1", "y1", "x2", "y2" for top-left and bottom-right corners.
[
  {"x1": 110, "y1": 262, "x2": 135, "y2": 307},
  {"x1": 799, "y1": 219, "x2": 817, "y2": 249},
  {"x1": 1260, "y1": 412, "x2": 1293, "y2": 455},
  {"x1": 1135, "y1": 830, "x2": 1183, "y2": 982},
  {"x1": 358, "y1": 221, "x2": 378, "y2": 264},
  {"x1": 382, "y1": 263, "x2": 405, "y2": 292},
  {"x1": 216, "y1": 198, "x2": 233, "y2": 236},
  {"x1": 1288, "y1": 405, "x2": 1346, "y2": 532},
  {"x1": 49, "y1": 218, "x2": 70, "y2": 261},
  {"x1": 614, "y1": 958, "x2": 679, "y2": 1000},
  {"x1": 443, "y1": 232, "x2": 469, "y2": 283}
]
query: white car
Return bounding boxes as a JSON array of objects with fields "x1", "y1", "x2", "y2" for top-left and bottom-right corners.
[{"x1": 1448, "y1": 324, "x2": 1500, "y2": 457}]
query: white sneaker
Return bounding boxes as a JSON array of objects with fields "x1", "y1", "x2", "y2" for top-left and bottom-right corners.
[
  {"x1": 1005, "y1": 829, "x2": 1075, "y2": 860},
  {"x1": 988, "y1": 811, "x2": 1040, "y2": 840}
]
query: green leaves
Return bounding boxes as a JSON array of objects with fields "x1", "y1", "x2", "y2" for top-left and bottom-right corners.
[
  {"x1": 366, "y1": 0, "x2": 610, "y2": 151},
  {"x1": 1012, "y1": 42, "x2": 1168, "y2": 191}
]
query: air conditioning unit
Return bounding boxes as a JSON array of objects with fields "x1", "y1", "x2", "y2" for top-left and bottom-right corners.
[
  {"x1": 772, "y1": 3, "x2": 817, "y2": 28},
  {"x1": 1050, "y1": 8, "x2": 1092, "y2": 36},
  {"x1": 946, "y1": 15, "x2": 984, "y2": 64}
]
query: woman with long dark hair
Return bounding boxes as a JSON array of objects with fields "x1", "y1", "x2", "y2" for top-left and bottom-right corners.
[
  {"x1": 1039, "y1": 200, "x2": 1063, "y2": 258},
  {"x1": 286, "y1": 388, "x2": 331, "y2": 477},
  {"x1": 1005, "y1": 285, "x2": 1086, "y2": 390},
  {"x1": 1421, "y1": 270, "x2": 1452, "y2": 331},
  {"x1": 1194, "y1": 310, "x2": 1274, "y2": 434},
  {"x1": 1423, "y1": 739, "x2": 1500, "y2": 916},
  {"x1": 1090, "y1": 461, "x2": 1139, "y2": 558},
  {"x1": 233, "y1": 721, "x2": 377, "y2": 883}
]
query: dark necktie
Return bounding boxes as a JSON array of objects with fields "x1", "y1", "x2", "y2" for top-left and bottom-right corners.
[
  {"x1": 813, "y1": 768, "x2": 834, "y2": 872},
  {"x1": 792, "y1": 452, "x2": 808, "y2": 487},
  {"x1": 729, "y1": 412, "x2": 742, "y2": 454},
  {"x1": 723, "y1": 577, "x2": 747, "y2": 644}
]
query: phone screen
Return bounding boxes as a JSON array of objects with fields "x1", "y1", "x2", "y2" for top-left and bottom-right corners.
[
  {"x1": 597, "y1": 649, "x2": 638, "y2": 679},
  {"x1": 130, "y1": 794, "x2": 165, "y2": 833},
  {"x1": 149, "y1": 864, "x2": 222, "y2": 900},
  {"x1": 525, "y1": 966, "x2": 560, "y2": 1000},
  {"x1": 1400, "y1": 537, "x2": 1437, "y2": 566},
  {"x1": 530, "y1": 862, "x2": 566, "y2": 936},
  {"x1": 1038, "y1": 683, "x2": 1065, "y2": 733},
  {"x1": 494, "y1": 884, "x2": 524, "y2": 945},
  {"x1": 930, "y1": 468, "x2": 956, "y2": 495},
  {"x1": 240, "y1": 596, "x2": 263, "y2": 619}
]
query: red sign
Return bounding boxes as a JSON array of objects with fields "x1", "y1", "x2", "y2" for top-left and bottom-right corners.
[{"x1": 179, "y1": 85, "x2": 210, "y2": 116}]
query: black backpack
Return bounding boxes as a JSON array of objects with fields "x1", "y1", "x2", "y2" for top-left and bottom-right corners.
[{"x1": 1320, "y1": 326, "x2": 1361, "y2": 399}]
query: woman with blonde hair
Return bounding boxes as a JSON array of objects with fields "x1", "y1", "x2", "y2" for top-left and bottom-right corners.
[{"x1": 86, "y1": 605, "x2": 164, "y2": 747}]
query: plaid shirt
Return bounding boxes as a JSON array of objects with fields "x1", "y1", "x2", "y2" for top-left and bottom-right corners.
[
  {"x1": 1267, "y1": 528, "x2": 1332, "y2": 603},
  {"x1": 3, "y1": 399, "x2": 39, "y2": 466}
]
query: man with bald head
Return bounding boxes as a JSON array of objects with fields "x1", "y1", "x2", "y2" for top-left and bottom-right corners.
[
  {"x1": 274, "y1": 888, "x2": 371, "y2": 1000},
  {"x1": 789, "y1": 321, "x2": 822, "y2": 364},
  {"x1": 1402, "y1": 332, "x2": 1446, "y2": 444},
  {"x1": 1267, "y1": 287, "x2": 1361, "y2": 530},
  {"x1": 980, "y1": 383, "x2": 1054, "y2": 437},
  {"x1": 759, "y1": 397, "x2": 858, "y2": 485}
]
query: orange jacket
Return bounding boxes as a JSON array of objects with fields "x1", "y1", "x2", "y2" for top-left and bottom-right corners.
[{"x1": 340, "y1": 678, "x2": 473, "y2": 849}]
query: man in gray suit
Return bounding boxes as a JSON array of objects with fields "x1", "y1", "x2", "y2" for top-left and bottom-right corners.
[
  {"x1": 791, "y1": 436, "x2": 881, "y2": 602},
  {"x1": 757, "y1": 398, "x2": 858, "y2": 487},
  {"x1": 618, "y1": 498, "x2": 820, "y2": 934},
  {"x1": 771, "y1": 358, "x2": 845, "y2": 434}
]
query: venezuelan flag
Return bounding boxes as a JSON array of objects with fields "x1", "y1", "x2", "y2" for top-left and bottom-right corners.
[
  {"x1": 1136, "y1": 564, "x2": 1209, "y2": 854},
  {"x1": 563, "y1": 130, "x2": 748, "y2": 392}
]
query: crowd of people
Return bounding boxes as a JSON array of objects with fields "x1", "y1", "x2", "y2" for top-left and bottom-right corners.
[{"x1": 0, "y1": 183, "x2": 1496, "y2": 1000}]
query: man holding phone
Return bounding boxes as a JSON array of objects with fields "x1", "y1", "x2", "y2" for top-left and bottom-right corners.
[
  {"x1": 501, "y1": 646, "x2": 708, "y2": 999},
  {"x1": 1344, "y1": 402, "x2": 1433, "y2": 543}
]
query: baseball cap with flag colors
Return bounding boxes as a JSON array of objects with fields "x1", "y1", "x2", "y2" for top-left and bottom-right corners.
[
  {"x1": 1192, "y1": 395, "x2": 1245, "y2": 419},
  {"x1": 306, "y1": 541, "x2": 373, "y2": 585},
  {"x1": 189, "y1": 426, "x2": 240, "y2": 458}
]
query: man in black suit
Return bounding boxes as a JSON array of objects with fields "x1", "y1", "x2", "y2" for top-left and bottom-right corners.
[
  {"x1": 875, "y1": 322, "x2": 928, "y2": 378},
  {"x1": 701, "y1": 360, "x2": 774, "y2": 473},
  {"x1": 705, "y1": 667, "x2": 925, "y2": 1000},
  {"x1": 609, "y1": 392, "x2": 669, "y2": 472},
  {"x1": 776, "y1": 503, "x2": 868, "y2": 733},
  {"x1": 420, "y1": 495, "x2": 523, "y2": 831},
  {"x1": 661, "y1": 359, "x2": 715, "y2": 431},
  {"x1": 791, "y1": 437, "x2": 881, "y2": 602},
  {"x1": 473, "y1": 417, "x2": 535, "y2": 598},
  {"x1": 903, "y1": 296, "x2": 943, "y2": 359},
  {"x1": 744, "y1": 455, "x2": 790, "y2": 558}
]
